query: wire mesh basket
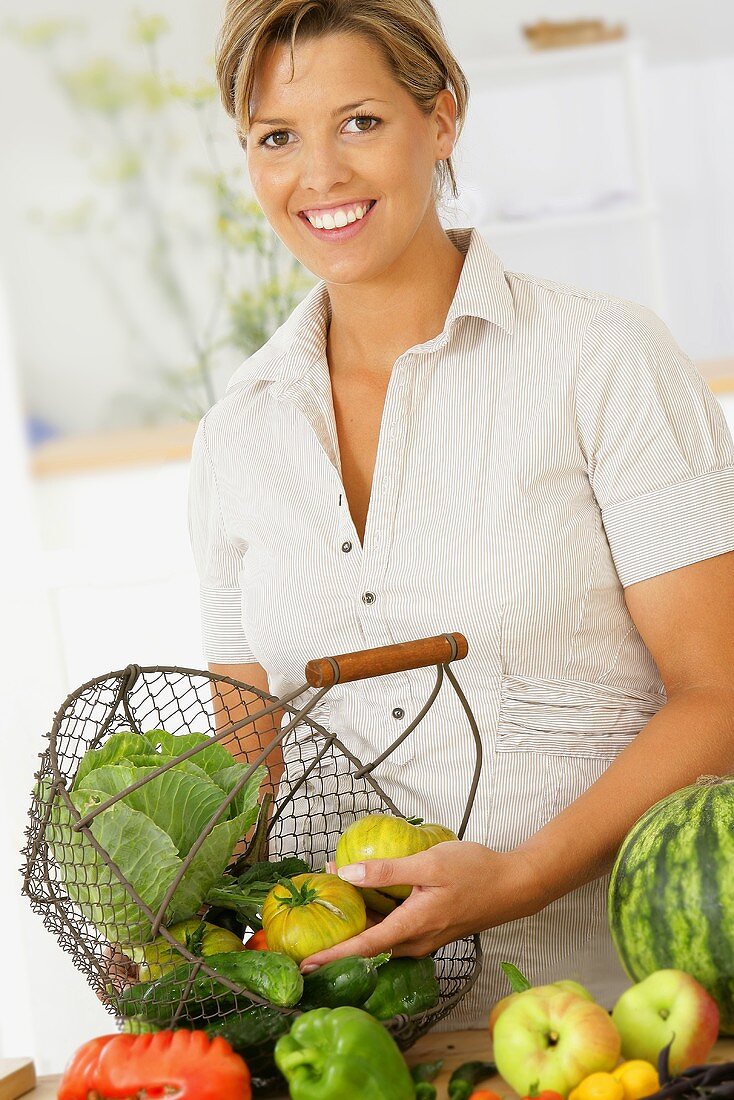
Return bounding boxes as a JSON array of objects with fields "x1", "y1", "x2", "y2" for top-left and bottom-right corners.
[{"x1": 22, "y1": 632, "x2": 484, "y2": 1092}]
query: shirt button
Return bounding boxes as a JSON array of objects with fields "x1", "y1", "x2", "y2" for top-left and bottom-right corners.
[
  {"x1": 392, "y1": 707, "x2": 405, "y2": 719},
  {"x1": 362, "y1": 591, "x2": 376, "y2": 604},
  {"x1": 341, "y1": 541, "x2": 352, "y2": 552}
]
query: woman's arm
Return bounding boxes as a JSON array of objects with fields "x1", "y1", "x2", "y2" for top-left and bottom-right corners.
[
  {"x1": 297, "y1": 550, "x2": 734, "y2": 968},
  {"x1": 208, "y1": 661, "x2": 286, "y2": 795}
]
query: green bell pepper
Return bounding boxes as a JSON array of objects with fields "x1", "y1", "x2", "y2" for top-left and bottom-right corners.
[
  {"x1": 362, "y1": 955, "x2": 440, "y2": 1020},
  {"x1": 274, "y1": 1006, "x2": 415, "y2": 1099}
]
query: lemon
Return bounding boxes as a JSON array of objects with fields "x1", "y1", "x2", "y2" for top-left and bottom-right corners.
[
  {"x1": 575, "y1": 1073, "x2": 625, "y2": 1100},
  {"x1": 612, "y1": 1060, "x2": 660, "y2": 1100}
]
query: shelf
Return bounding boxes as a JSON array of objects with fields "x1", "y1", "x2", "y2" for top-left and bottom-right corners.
[
  {"x1": 479, "y1": 202, "x2": 658, "y2": 237},
  {"x1": 29, "y1": 420, "x2": 197, "y2": 477},
  {"x1": 461, "y1": 37, "x2": 644, "y2": 80}
]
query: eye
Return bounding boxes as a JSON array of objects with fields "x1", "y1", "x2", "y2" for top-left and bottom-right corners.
[
  {"x1": 345, "y1": 111, "x2": 382, "y2": 134},
  {"x1": 258, "y1": 112, "x2": 382, "y2": 149}
]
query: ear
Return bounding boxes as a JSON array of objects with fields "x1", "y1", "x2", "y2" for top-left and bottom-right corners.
[{"x1": 433, "y1": 87, "x2": 457, "y2": 159}]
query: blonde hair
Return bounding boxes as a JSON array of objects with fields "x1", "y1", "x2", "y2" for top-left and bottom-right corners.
[{"x1": 215, "y1": 0, "x2": 470, "y2": 205}]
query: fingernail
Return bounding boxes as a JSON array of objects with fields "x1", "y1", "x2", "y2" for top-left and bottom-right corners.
[
  {"x1": 301, "y1": 964, "x2": 318, "y2": 974},
  {"x1": 337, "y1": 863, "x2": 365, "y2": 883}
]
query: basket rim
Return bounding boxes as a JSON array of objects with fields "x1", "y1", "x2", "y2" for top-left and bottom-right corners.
[
  {"x1": 46, "y1": 663, "x2": 412, "y2": 819},
  {"x1": 46, "y1": 662, "x2": 331, "y2": 771}
]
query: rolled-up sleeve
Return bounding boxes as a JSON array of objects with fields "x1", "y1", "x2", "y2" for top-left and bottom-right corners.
[
  {"x1": 187, "y1": 414, "x2": 257, "y2": 662},
  {"x1": 574, "y1": 297, "x2": 734, "y2": 587}
]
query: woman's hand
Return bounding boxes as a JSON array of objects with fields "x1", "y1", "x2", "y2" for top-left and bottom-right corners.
[
  {"x1": 97, "y1": 942, "x2": 138, "y2": 1001},
  {"x1": 299, "y1": 840, "x2": 542, "y2": 972}
]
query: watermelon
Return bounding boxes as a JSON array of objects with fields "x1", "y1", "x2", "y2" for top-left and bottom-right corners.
[{"x1": 608, "y1": 775, "x2": 734, "y2": 1034}]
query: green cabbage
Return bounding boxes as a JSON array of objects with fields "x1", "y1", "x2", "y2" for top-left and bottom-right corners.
[{"x1": 44, "y1": 729, "x2": 265, "y2": 948}]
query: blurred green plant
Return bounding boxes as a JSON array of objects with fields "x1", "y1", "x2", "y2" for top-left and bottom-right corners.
[{"x1": 4, "y1": 10, "x2": 316, "y2": 424}]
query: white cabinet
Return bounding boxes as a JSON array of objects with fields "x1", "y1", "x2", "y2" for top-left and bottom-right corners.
[{"x1": 445, "y1": 40, "x2": 666, "y2": 312}]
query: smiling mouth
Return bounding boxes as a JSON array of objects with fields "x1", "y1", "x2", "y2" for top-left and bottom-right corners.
[{"x1": 299, "y1": 199, "x2": 378, "y2": 225}]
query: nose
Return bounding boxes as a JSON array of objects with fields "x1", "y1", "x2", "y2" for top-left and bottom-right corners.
[{"x1": 298, "y1": 140, "x2": 352, "y2": 198}]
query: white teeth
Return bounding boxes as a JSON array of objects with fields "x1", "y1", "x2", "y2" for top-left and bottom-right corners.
[{"x1": 306, "y1": 201, "x2": 373, "y2": 230}]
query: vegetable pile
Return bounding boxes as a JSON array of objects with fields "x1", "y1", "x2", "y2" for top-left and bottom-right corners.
[{"x1": 46, "y1": 742, "x2": 456, "y2": 1091}]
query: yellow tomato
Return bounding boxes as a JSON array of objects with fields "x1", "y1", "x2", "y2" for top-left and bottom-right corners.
[
  {"x1": 336, "y1": 814, "x2": 457, "y2": 900},
  {"x1": 569, "y1": 1090, "x2": 580, "y2": 1100},
  {"x1": 612, "y1": 1061, "x2": 660, "y2": 1100},
  {"x1": 575, "y1": 1073, "x2": 625, "y2": 1100},
  {"x1": 261, "y1": 872, "x2": 366, "y2": 964}
]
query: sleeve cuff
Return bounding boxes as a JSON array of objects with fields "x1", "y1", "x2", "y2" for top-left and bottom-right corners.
[
  {"x1": 199, "y1": 586, "x2": 257, "y2": 663},
  {"x1": 600, "y1": 465, "x2": 734, "y2": 587}
]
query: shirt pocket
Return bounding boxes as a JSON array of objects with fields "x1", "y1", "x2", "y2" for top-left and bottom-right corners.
[{"x1": 495, "y1": 672, "x2": 666, "y2": 759}]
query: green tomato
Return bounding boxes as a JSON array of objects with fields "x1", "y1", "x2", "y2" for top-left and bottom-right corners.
[
  {"x1": 134, "y1": 918, "x2": 244, "y2": 981},
  {"x1": 261, "y1": 873, "x2": 366, "y2": 964},
  {"x1": 335, "y1": 813, "x2": 458, "y2": 900}
]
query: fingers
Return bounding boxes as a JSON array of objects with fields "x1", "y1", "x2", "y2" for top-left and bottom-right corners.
[
  {"x1": 299, "y1": 917, "x2": 398, "y2": 971},
  {"x1": 337, "y1": 847, "x2": 446, "y2": 890},
  {"x1": 299, "y1": 902, "x2": 420, "y2": 972}
]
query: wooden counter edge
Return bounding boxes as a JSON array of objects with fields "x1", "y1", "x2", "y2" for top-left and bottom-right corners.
[{"x1": 29, "y1": 421, "x2": 198, "y2": 478}]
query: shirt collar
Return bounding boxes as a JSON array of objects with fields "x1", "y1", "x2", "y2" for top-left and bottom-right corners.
[{"x1": 225, "y1": 225, "x2": 514, "y2": 394}]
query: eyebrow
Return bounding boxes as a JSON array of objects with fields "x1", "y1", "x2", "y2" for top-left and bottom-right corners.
[{"x1": 251, "y1": 98, "x2": 388, "y2": 127}]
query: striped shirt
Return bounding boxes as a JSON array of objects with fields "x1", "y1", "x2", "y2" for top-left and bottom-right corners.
[{"x1": 187, "y1": 225, "x2": 734, "y2": 1026}]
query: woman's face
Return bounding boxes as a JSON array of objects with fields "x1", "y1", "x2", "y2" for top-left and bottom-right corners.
[{"x1": 245, "y1": 31, "x2": 456, "y2": 282}]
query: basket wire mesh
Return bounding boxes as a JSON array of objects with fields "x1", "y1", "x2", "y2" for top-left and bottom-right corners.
[{"x1": 22, "y1": 632, "x2": 484, "y2": 1090}]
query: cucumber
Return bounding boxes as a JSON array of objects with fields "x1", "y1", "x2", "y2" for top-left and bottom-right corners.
[
  {"x1": 118, "y1": 949, "x2": 303, "y2": 1023},
  {"x1": 300, "y1": 953, "x2": 391, "y2": 1010}
]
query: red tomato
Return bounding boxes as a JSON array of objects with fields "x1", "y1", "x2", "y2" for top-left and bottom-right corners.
[
  {"x1": 244, "y1": 928, "x2": 269, "y2": 950},
  {"x1": 57, "y1": 1030, "x2": 251, "y2": 1100},
  {"x1": 470, "y1": 1091, "x2": 504, "y2": 1100}
]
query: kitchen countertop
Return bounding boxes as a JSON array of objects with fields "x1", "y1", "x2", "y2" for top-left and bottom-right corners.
[{"x1": 17, "y1": 1032, "x2": 734, "y2": 1099}]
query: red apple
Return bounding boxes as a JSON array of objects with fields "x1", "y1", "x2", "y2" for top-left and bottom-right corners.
[
  {"x1": 489, "y1": 980, "x2": 594, "y2": 1038},
  {"x1": 493, "y1": 987, "x2": 621, "y2": 1096},
  {"x1": 611, "y1": 969, "x2": 719, "y2": 1075}
]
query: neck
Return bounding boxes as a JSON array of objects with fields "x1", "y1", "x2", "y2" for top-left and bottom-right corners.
[{"x1": 325, "y1": 216, "x2": 466, "y2": 381}]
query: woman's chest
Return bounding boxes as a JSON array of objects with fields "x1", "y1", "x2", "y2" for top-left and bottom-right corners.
[
  {"x1": 328, "y1": 367, "x2": 391, "y2": 549},
  {"x1": 220, "y1": 368, "x2": 609, "y2": 686}
]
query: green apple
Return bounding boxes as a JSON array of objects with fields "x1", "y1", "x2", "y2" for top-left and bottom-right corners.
[
  {"x1": 611, "y1": 969, "x2": 720, "y2": 1075},
  {"x1": 493, "y1": 986, "x2": 621, "y2": 1095},
  {"x1": 489, "y1": 980, "x2": 594, "y2": 1038}
]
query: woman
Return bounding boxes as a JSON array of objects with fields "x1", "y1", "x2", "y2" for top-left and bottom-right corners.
[{"x1": 188, "y1": 0, "x2": 734, "y2": 1027}]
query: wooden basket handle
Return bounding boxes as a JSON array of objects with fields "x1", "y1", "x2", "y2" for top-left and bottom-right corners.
[{"x1": 305, "y1": 632, "x2": 468, "y2": 687}]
